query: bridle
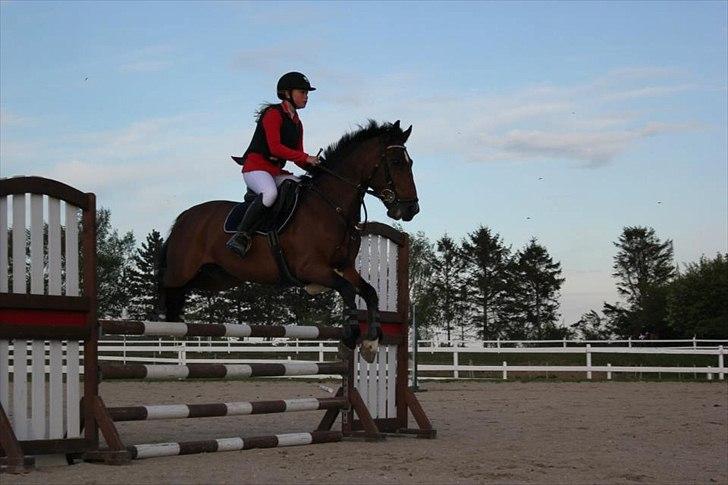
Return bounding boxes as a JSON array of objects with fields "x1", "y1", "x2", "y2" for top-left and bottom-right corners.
[{"x1": 308, "y1": 144, "x2": 418, "y2": 211}]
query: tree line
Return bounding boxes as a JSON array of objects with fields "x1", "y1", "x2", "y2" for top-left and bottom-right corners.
[{"x1": 91, "y1": 209, "x2": 726, "y2": 341}]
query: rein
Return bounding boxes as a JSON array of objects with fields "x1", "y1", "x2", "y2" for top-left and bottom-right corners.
[{"x1": 303, "y1": 143, "x2": 414, "y2": 233}]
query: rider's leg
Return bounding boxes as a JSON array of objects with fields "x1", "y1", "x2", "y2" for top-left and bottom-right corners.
[
  {"x1": 274, "y1": 173, "x2": 301, "y2": 185},
  {"x1": 226, "y1": 171, "x2": 277, "y2": 257}
]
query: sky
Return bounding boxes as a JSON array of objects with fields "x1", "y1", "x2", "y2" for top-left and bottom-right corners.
[{"x1": 1, "y1": 1, "x2": 726, "y2": 326}]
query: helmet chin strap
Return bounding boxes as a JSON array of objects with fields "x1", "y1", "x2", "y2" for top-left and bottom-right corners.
[{"x1": 284, "y1": 91, "x2": 299, "y2": 112}]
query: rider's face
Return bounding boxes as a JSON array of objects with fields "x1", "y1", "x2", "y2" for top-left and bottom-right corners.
[{"x1": 290, "y1": 89, "x2": 309, "y2": 109}]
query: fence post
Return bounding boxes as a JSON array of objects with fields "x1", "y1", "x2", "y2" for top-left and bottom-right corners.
[
  {"x1": 586, "y1": 344, "x2": 592, "y2": 380},
  {"x1": 453, "y1": 347, "x2": 459, "y2": 379},
  {"x1": 496, "y1": 338, "x2": 501, "y2": 350},
  {"x1": 607, "y1": 363, "x2": 612, "y2": 380},
  {"x1": 319, "y1": 342, "x2": 324, "y2": 362},
  {"x1": 693, "y1": 336, "x2": 697, "y2": 349},
  {"x1": 707, "y1": 366, "x2": 713, "y2": 380},
  {"x1": 562, "y1": 338, "x2": 567, "y2": 348},
  {"x1": 502, "y1": 361, "x2": 507, "y2": 380},
  {"x1": 628, "y1": 337, "x2": 632, "y2": 348},
  {"x1": 178, "y1": 341, "x2": 186, "y2": 365},
  {"x1": 718, "y1": 346, "x2": 724, "y2": 381}
]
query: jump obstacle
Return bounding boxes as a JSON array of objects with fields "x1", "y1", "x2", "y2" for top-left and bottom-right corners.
[{"x1": 0, "y1": 176, "x2": 435, "y2": 473}]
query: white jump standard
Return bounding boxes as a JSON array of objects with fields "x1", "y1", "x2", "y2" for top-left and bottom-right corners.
[{"x1": 0, "y1": 176, "x2": 435, "y2": 472}]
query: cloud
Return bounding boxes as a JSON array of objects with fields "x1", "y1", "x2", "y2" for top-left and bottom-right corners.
[
  {"x1": 118, "y1": 44, "x2": 175, "y2": 73},
  {"x1": 599, "y1": 84, "x2": 696, "y2": 102},
  {"x1": 119, "y1": 60, "x2": 174, "y2": 73},
  {"x1": 312, "y1": 65, "x2": 704, "y2": 167},
  {"x1": 0, "y1": 107, "x2": 37, "y2": 127},
  {"x1": 479, "y1": 122, "x2": 701, "y2": 167}
]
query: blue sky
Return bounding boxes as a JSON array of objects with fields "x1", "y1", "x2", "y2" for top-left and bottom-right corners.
[{"x1": 2, "y1": 1, "x2": 726, "y2": 326}]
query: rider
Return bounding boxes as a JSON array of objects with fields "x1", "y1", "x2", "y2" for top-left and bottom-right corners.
[{"x1": 228, "y1": 71, "x2": 321, "y2": 257}]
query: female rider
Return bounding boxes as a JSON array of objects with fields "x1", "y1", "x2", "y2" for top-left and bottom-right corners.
[{"x1": 228, "y1": 71, "x2": 320, "y2": 257}]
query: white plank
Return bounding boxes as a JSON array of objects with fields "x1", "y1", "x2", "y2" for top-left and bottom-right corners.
[
  {"x1": 386, "y1": 240, "x2": 399, "y2": 312},
  {"x1": 31, "y1": 340, "x2": 46, "y2": 439},
  {"x1": 48, "y1": 198, "x2": 62, "y2": 295},
  {"x1": 369, "y1": 236, "x2": 381, "y2": 301},
  {"x1": 0, "y1": 196, "x2": 8, "y2": 292},
  {"x1": 377, "y1": 345, "x2": 386, "y2": 418},
  {"x1": 387, "y1": 345, "x2": 397, "y2": 418},
  {"x1": 13, "y1": 340, "x2": 29, "y2": 440},
  {"x1": 65, "y1": 204, "x2": 79, "y2": 296},
  {"x1": 30, "y1": 194, "x2": 44, "y2": 295},
  {"x1": 12, "y1": 194, "x2": 26, "y2": 294},
  {"x1": 355, "y1": 235, "x2": 371, "y2": 310},
  {"x1": 354, "y1": 350, "x2": 366, "y2": 401},
  {"x1": 49, "y1": 341, "x2": 64, "y2": 438},
  {"x1": 66, "y1": 341, "x2": 80, "y2": 437},
  {"x1": 366, "y1": 351, "x2": 377, "y2": 416},
  {"x1": 377, "y1": 236, "x2": 388, "y2": 311},
  {"x1": 0, "y1": 340, "x2": 9, "y2": 411}
]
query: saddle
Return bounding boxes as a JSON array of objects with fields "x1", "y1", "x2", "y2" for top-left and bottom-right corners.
[{"x1": 223, "y1": 179, "x2": 302, "y2": 235}]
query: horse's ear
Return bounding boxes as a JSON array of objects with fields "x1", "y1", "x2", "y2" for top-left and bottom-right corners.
[
  {"x1": 393, "y1": 120, "x2": 401, "y2": 130},
  {"x1": 402, "y1": 125, "x2": 412, "y2": 142}
]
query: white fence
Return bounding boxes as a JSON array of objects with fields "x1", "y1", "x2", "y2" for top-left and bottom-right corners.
[
  {"x1": 94, "y1": 337, "x2": 726, "y2": 381},
  {"x1": 5, "y1": 338, "x2": 726, "y2": 381}
]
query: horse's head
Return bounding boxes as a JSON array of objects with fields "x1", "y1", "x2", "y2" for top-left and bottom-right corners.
[{"x1": 368, "y1": 121, "x2": 420, "y2": 222}]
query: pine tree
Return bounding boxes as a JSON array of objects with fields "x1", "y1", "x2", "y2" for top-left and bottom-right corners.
[
  {"x1": 509, "y1": 239, "x2": 565, "y2": 339},
  {"x1": 605, "y1": 226, "x2": 676, "y2": 337},
  {"x1": 407, "y1": 230, "x2": 440, "y2": 338},
  {"x1": 96, "y1": 208, "x2": 135, "y2": 317},
  {"x1": 461, "y1": 226, "x2": 511, "y2": 340},
  {"x1": 430, "y1": 235, "x2": 467, "y2": 343},
  {"x1": 126, "y1": 229, "x2": 164, "y2": 320}
]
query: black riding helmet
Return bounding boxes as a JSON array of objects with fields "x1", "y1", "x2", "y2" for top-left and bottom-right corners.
[{"x1": 277, "y1": 72, "x2": 316, "y2": 101}]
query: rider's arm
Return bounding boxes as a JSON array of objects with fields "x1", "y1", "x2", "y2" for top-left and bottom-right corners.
[{"x1": 261, "y1": 109, "x2": 309, "y2": 164}]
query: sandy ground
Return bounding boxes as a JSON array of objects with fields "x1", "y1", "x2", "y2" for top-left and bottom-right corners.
[{"x1": 6, "y1": 380, "x2": 727, "y2": 485}]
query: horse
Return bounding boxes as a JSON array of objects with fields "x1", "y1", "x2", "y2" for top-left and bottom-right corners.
[{"x1": 156, "y1": 120, "x2": 419, "y2": 362}]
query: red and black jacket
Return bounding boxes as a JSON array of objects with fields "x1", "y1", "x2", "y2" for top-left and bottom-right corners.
[{"x1": 237, "y1": 103, "x2": 310, "y2": 175}]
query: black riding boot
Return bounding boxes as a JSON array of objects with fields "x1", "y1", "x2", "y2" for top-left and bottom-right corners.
[{"x1": 226, "y1": 194, "x2": 268, "y2": 258}]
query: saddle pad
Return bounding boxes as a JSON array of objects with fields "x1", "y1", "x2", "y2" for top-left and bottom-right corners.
[{"x1": 223, "y1": 180, "x2": 301, "y2": 235}]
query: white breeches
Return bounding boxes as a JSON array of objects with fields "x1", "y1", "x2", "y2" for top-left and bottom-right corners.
[{"x1": 243, "y1": 171, "x2": 300, "y2": 207}]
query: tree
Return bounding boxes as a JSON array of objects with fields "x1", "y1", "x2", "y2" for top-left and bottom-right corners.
[
  {"x1": 284, "y1": 287, "x2": 340, "y2": 327},
  {"x1": 430, "y1": 235, "x2": 467, "y2": 343},
  {"x1": 508, "y1": 238, "x2": 565, "y2": 339},
  {"x1": 407, "y1": 230, "x2": 441, "y2": 338},
  {"x1": 571, "y1": 310, "x2": 612, "y2": 339},
  {"x1": 605, "y1": 226, "x2": 676, "y2": 337},
  {"x1": 667, "y1": 253, "x2": 728, "y2": 338},
  {"x1": 96, "y1": 208, "x2": 135, "y2": 317},
  {"x1": 126, "y1": 229, "x2": 164, "y2": 320},
  {"x1": 461, "y1": 226, "x2": 511, "y2": 340}
]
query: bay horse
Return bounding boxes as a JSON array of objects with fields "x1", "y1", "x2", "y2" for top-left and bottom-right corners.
[{"x1": 157, "y1": 120, "x2": 419, "y2": 362}]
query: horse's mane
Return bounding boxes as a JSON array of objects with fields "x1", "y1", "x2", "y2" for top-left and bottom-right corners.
[{"x1": 322, "y1": 120, "x2": 403, "y2": 168}]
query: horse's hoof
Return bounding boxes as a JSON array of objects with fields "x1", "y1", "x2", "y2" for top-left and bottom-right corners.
[{"x1": 360, "y1": 339, "x2": 379, "y2": 363}]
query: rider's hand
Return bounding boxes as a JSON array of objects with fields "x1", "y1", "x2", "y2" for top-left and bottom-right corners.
[{"x1": 306, "y1": 155, "x2": 321, "y2": 166}]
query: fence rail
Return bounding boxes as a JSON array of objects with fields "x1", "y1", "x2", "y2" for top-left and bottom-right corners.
[{"x1": 6, "y1": 337, "x2": 724, "y2": 381}]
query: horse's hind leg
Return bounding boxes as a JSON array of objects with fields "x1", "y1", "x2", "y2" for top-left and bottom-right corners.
[{"x1": 162, "y1": 286, "x2": 188, "y2": 322}]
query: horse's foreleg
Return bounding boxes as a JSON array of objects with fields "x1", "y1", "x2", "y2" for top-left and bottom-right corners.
[
  {"x1": 331, "y1": 274, "x2": 361, "y2": 351},
  {"x1": 333, "y1": 268, "x2": 381, "y2": 363}
]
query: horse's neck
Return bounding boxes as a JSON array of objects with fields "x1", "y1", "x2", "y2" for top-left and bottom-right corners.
[{"x1": 310, "y1": 138, "x2": 381, "y2": 220}]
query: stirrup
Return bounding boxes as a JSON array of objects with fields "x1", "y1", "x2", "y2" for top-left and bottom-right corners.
[{"x1": 226, "y1": 233, "x2": 251, "y2": 257}]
